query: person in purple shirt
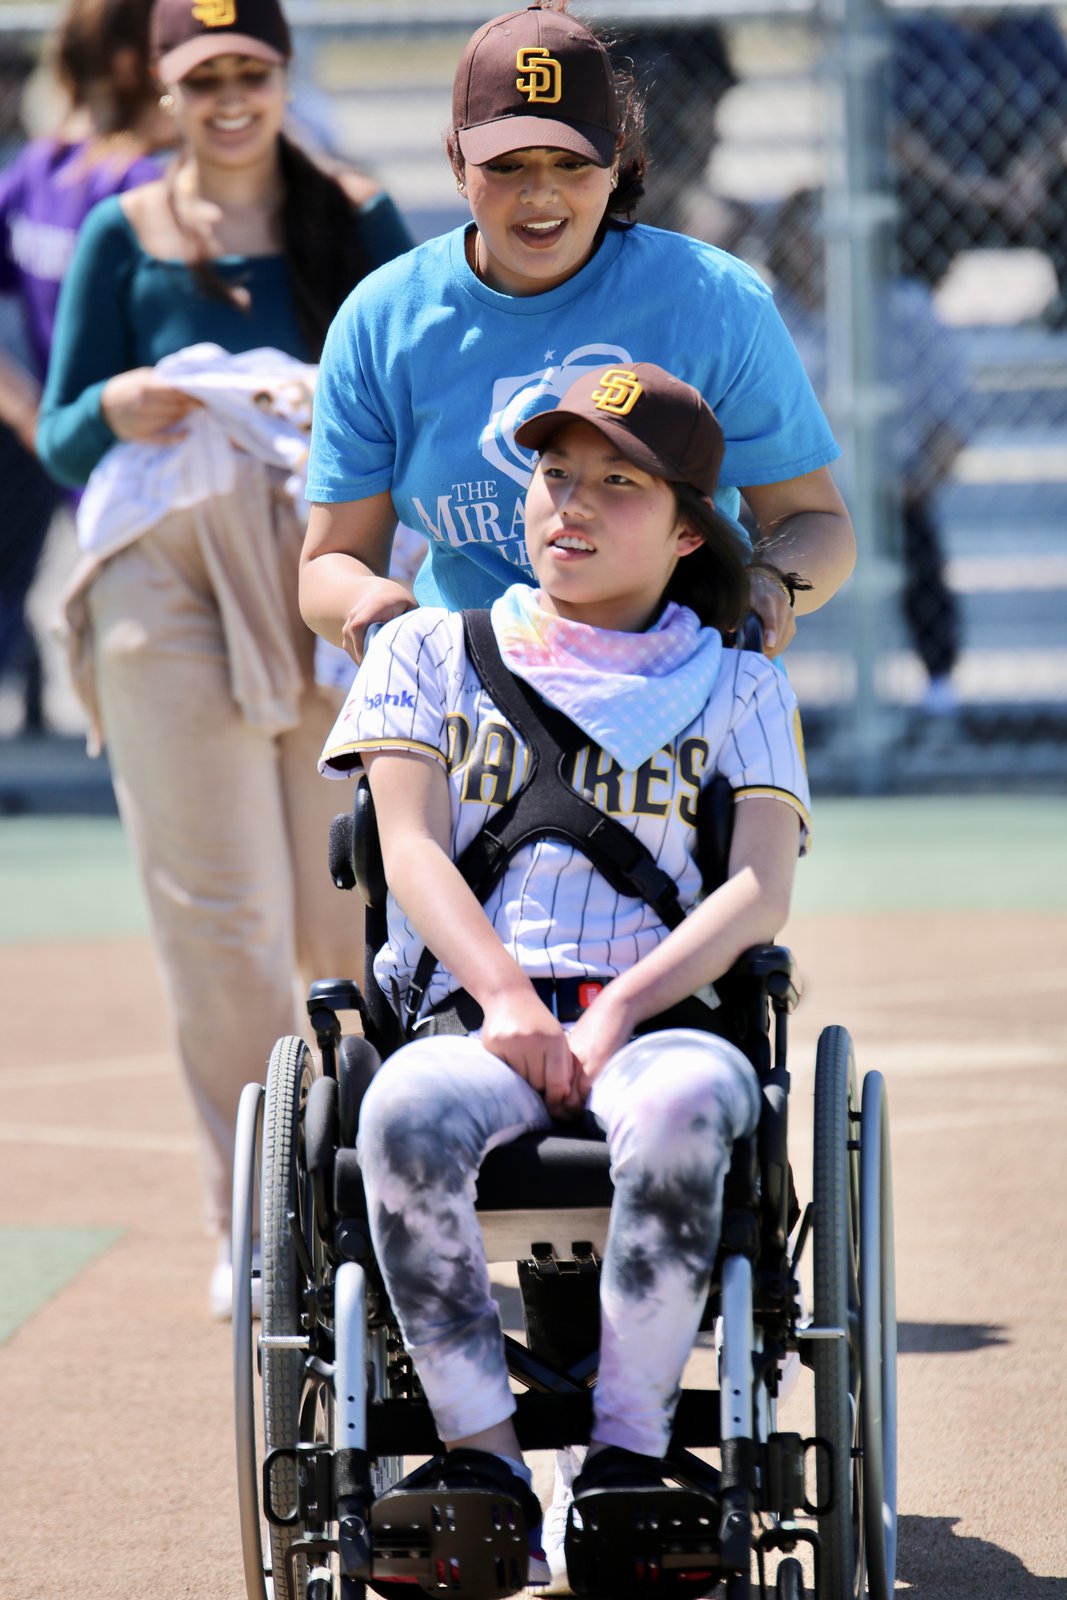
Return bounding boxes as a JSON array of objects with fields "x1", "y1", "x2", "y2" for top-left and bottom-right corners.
[{"x1": 0, "y1": 0, "x2": 172, "y2": 728}]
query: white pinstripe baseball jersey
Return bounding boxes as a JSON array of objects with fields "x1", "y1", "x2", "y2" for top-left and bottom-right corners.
[{"x1": 320, "y1": 608, "x2": 810, "y2": 1016}]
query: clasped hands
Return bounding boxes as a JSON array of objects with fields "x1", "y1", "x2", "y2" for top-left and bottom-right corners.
[{"x1": 479, "y1": 980, "x2": 638, "y2": 1119}]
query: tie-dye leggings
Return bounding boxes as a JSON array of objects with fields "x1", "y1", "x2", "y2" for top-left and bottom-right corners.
[{"x1": 357, "y1": 1027, "x2": 761, "y2": 1459}]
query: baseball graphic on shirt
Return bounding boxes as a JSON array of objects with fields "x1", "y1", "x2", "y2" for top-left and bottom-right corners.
[{"x1": 479, "y1": 342, "x2": 635, "y2": 487}]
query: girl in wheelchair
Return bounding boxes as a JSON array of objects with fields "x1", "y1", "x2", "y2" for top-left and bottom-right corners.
[{"x1": 319, "y1": 361, "x2": 811, "y2": 1592}]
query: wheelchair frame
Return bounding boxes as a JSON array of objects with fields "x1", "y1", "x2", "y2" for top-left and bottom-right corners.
[{"x1": 232, "y1": 781, "x2": 897, "y2": 1600}]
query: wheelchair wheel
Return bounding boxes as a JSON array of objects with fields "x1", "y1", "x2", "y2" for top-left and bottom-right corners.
[
  {"x1": 859, "y1": 1072, "x2": 897, "y2": 1600},
  {"x1": 812, "y1": 1026, "x2": 862, "y2": 1600},
  {"x1": 262, "y1": 1035, "x2": 325, "y2": 1600}
]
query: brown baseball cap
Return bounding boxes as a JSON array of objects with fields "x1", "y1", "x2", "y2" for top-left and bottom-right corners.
[
  {"x1": 453, "y1": 4, "x2": 620, "y2": 167},
  {"x1": 515, "y1": 362, "x2": 726, "y2": 499},
  {"x1": 151, "y1": 0, "x2": 292, "y2": 82}
]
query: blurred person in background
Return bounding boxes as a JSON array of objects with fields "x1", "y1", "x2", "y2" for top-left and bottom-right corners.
[
  {"x1": 611, "y1": 22, "x2": 746, "y2": 251},
  {"x1": 891, "y1": 9, "x2": 1067, "y2": 328},
  {"x1": 0, "y1": 0, "x2": 173, "y2": 732},
  {"x1": 768, "y1": 187, "x2": 970, "y2": 716},
  {"x1": 36, "y1": 0, "x2": 413, "y2": 1317}
]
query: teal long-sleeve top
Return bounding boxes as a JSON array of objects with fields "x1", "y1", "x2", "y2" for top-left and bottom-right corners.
[{"x1": 37, "y1": 189, "x2": 413, "y2": 487}]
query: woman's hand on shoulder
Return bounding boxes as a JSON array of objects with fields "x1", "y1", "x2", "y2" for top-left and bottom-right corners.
[
  {"x1": 745, "y1": 570, "x2": 796, "y2": 657},
  {"x1": 101, "y1": 367, "x2": 200, "y2": 443},
  {"x1": 301, "y1": 496, "x2": 411, "y2": 656},
  {"x1": 480, "y1": 986, "x2": 578, "y2": 1119},
  {"x1": 341, "y1": 577, "x2": 417, "y2": 662},
  {"x1": 742, "y1": 466, "x2": 856, "y2": 655}
]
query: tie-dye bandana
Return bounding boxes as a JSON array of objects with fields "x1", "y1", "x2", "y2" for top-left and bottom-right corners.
[{"x1": 490, "y1": 583, "x2": 723, "y2": 771}]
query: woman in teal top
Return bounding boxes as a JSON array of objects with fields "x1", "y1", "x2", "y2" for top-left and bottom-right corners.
[
  {"x1": 38, "y1": 184, "x2": 409, "y2": 483},
  {"x1": 36, "y1": 0, "x2": 413, "y2": 1322}
]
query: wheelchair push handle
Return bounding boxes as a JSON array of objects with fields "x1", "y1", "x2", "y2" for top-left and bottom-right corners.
[{"x1": 730, "y1": 611, "x2": 765, "y2": 653}]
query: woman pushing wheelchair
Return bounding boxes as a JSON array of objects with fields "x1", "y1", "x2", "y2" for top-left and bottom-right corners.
[{"x1": 317, "y1": 362, "x2": 810, "y2": 1593}]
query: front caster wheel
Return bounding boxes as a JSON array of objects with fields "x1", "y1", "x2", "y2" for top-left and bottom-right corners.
[{"x1": 776, "y1": 1556, "x2": 805, "y2": 1599}]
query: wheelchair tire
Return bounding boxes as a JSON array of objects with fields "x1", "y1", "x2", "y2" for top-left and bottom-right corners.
[
  {"x1": 776, "y1": 1556, "x2": 805, "y2": 1600},
  {"x1": 860, "y1": 1072, "x2": 898, "y2": 1600},
  {"x1": 262, "y1": 1035, "x2": 318, "y2": 1600},
  {"x1": 812, "y1": 1025, "x2": 863, "y2": 1600}
]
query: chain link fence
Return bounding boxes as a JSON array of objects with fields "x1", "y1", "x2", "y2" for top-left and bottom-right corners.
[{"x1": 2, "y1": 0, "x2": 1065, "y2": 789}]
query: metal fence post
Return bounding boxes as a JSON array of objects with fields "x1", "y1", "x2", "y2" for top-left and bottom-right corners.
[{"x1": 819, "y1": 0, "x2": 900, "y2": 789}]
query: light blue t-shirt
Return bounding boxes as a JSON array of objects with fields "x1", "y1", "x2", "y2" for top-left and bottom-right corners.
[{"x1": 307, "y1": 219, "x2": 840, "y2": 611}]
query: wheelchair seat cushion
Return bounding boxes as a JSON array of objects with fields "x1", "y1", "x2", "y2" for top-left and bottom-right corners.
[{"x1": 334, "y1": 1125, "x2": 612, "y2": 1222}]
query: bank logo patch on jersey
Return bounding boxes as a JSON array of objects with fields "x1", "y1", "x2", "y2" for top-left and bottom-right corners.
[
  {"x1": 516, "y1": 46, "x2": 562, "y2": 103},
  {"x1": 592, "y1": 368, "x2": 643, "y2": 416},
  {"x1": 192, "y1": 0, "x2": 237, "y2": 25}
]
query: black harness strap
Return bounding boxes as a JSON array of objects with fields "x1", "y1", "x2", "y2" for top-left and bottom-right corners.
[{"x1": 403, "y1": 608, "x2": 689, "y2": 1031}]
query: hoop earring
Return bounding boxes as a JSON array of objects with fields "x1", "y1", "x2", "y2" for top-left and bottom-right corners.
[
  {"x1": 610, "y1": 172, "x2": 619, "y2": 191},
  {"x1": 456, "y1": 179, "x2": 466, "y2": 194}
]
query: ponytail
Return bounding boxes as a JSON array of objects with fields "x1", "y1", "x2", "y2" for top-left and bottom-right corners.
[{"x1": 665, "y1": 483, "x2": 750, "y2": 633}]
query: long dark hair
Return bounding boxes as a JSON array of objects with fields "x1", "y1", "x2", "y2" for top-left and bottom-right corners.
[
  {"x1": 165, "y1": 131, "x2": 371, "y2": 359},
  {"x1": 664, "y1": 483, "x2": 750, "y2": 633}
]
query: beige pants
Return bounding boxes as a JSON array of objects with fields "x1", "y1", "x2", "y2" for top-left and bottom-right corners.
[{"x1": 82, "y1": 462, "x2": 361, "y2": 1233}]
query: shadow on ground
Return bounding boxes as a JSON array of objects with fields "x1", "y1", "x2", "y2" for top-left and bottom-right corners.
[
  {"x1": 897, "y1": 1515, "x2": 1065, "y2": 1597},
  {"x1": 897, "y1": 1321, "x2": 1009, "y2": 1353}
]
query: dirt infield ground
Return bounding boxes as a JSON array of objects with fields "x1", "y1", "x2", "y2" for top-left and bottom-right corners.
[{"x1": 1, "y1": 799, "x2": 1065, "y2": 1599}]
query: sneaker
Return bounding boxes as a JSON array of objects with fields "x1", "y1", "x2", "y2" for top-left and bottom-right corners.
[
  {"x1": 527, "y1": 1527, "x2": 551, "y2": 1587},
  {"x1": 209, "y1": 1255, "x2": 234, "y2": 1321},
  {"x1": 541, "y1": 1446, "x2": 584, "y2": 1595},
  {"x1": 209, "y1": 1239, "x2": 262, "y2": 1321}
]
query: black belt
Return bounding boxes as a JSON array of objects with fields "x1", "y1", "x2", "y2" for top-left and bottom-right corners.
[
  {"x1": 413, "y1": 978, "x2": 730, "y2": 1042},
  {"x1": 415, "y1": 977, "x2": 611, "y2": 1037},
  {"x1": 532, "y1": 977, "x2": 609, "y2": 1021}
]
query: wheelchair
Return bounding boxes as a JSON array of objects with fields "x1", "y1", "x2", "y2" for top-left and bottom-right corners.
[{"x1": 232, "y1": 773, "x2": 898, "y2": 1600}]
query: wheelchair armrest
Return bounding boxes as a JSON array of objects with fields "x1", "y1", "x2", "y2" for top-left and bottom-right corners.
[
  {"x1": 338, "y1": 1034, "x2": 382, "y2": 1149},
  {"x1": 305, "y1": 1075, "x2": 339, "y2": 1236},
  {"x1": 725, "y1": 944, "x2": 799, "y2": 1013}
]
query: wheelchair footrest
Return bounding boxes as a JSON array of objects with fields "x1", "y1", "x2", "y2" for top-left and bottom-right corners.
[
  {"x1": 370, "y1": 1460, "x2": 533, "y2": 1599},
  {"x1": 566, "y1": 1484, "x2": 722, "y2": 1598}
]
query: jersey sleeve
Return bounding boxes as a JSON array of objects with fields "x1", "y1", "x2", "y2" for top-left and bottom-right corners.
[
  {"x1": 713, "y1": 653, "x2": 812, "y2": 848},
  {"x1": 318, "y1": 610, "x2": 459, "y2": 776}
]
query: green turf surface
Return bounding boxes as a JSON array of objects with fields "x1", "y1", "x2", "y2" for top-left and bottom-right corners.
[
  {"x1": 0, "y1": 818, "x2": 149, "y2": 942},
  {"x1": 792, "y1": 794, "x2": 1067, "y2": 914},
  {"x1": 1, "y1": 796, "x2": 1065, "y2": 946},
  {"x1": 0, "y1": 1225, "x2": 124, "y2": 1344}
]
